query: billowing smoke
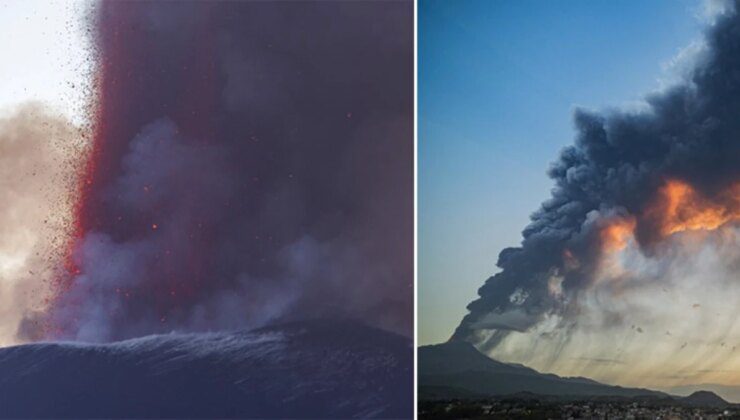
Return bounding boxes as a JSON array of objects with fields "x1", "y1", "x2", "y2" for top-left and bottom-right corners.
[
  {"x1": 46, "y1": 1, "x2": 412, "y2": 342},
  {"x1": 0, "y1": 104, "x2": 83, "y2": 345},
  {"x1": 455, "y1": 0, "x2": 740, "y2": 382}
]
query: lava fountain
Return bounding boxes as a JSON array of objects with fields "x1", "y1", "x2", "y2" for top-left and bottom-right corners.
[{"x1": 44, "y1": 0, "x2": 413, "y2": 342}]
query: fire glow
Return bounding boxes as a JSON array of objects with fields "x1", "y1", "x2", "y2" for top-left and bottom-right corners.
[
  {"x1": 646, "y1": 179, "x2": 740, "y2": 238},
  {"x1": 600, "y1": 217, "x2": 636, "y2": 253},
  {"x1": 596, "y1": 179, "x2": 740, "y2": 259}
]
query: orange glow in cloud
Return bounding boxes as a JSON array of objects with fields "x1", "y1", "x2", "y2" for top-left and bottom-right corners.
[
  {"x1": 649, "y1": 179, "x2": 740, "y2": 237},
  {"x1": 600, "y1": 217, "x2": 636, "y2": 252}
]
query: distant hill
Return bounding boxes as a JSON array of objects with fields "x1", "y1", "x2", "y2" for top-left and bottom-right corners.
[
  {"x1": 0, "y1": 320, "x2": 412, "y2": 418},
  {"x1": 668, "y1": 383, "x2": 740, "y2": 404},
  {"x1": 680, "y1": 390, "x2": 729, "y2": 407},
  {"x1": 419, "y1": 340, "x2": 665, "y2": 400}
]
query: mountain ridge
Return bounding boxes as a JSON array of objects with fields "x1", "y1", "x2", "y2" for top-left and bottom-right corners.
[
  {"x1": 0, "y1": 319, "x2": 413, "y2": 418},
  {"x1": 419, "y1": 340, "x2": 667, "y2": 400}
]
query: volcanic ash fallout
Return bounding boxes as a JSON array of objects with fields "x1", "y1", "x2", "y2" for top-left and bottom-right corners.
[
  {"x1": 27, "y1": 1, "x2": 413, "y2": 343},
  {"x1": 456, "y1": 0, "x2": 740, "y2": 388},
  {"x1": 0, "y1": 104, "x2": 86, "y2": 346}
]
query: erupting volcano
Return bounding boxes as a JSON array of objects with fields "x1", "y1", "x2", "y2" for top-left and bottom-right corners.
[
  {"x1": 27, "y1": 0, "x2": 412, "y2": 343},
  {"x1": 452, "y1": 0, "x2": 740, "y2": 390}
]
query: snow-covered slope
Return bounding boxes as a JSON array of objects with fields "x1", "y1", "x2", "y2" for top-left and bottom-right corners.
[{"x1": 0, "y1": 320, "x2": 412, "y2": 418}]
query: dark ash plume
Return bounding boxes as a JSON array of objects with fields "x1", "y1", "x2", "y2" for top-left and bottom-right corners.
[
  {"x1": 454, "y1": 0, "x2": 740, "y2": 344},
  {"x1": 48, "y1": 1, "x2": 413, "y2": 341}
]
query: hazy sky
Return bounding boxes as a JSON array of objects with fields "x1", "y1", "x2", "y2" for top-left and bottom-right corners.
[
  {"x1": 0, "y1": 1, "x2": 89, "y2": 120},
  {"x1": 419, "y1": 0, "x2": 705, "y2": 346},
  {"x1": 0, "y1": 1, "x2": 88, "y2": 345}
]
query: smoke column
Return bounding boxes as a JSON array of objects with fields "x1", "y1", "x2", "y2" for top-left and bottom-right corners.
[
  {"x1": 39, "y1": 1, "x2": 412, "y2": 342},
  {"x1": 454, "y1": 0, "x2": 740, "y2": 386}
]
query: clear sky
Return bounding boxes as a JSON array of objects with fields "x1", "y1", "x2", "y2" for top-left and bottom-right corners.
[{"x1": 419, "y1": 0, "x2": 706, "y2": 346}]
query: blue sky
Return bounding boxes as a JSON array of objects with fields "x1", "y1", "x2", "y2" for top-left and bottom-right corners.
[{"x1": 419, "y1": 0, "x2": 706, "y2": 345}]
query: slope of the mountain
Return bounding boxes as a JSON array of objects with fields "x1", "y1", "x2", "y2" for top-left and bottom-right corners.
[
  {"x1": 679, "y1": 391, "x2": 729, "y2": 407},
  {"x1": 418, "y1": 340, "x2": 663, "y2": 400},
  {"x1": 0, "y1": 320, "x2": 413, "y2": 419},
  {"x1": 420, "y1": 340, "x2": 540, "y2": 376},
  {"x1": 418, "y1": 385, "x2": 484, "y2": 401}
]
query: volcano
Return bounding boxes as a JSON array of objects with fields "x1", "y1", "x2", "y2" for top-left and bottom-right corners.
[
  {"x1": 418, "y1": 340, "x2": 665, "y2": 400},
  {"x1": 0, "y1": 320, "x2": 412, "y2": 418}
]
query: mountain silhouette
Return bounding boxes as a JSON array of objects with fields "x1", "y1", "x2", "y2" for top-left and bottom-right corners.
[
  {"x1": 680, "y1": 390, "x2": 729, "y2": 407},
  {"x1": 419, "y1": 340, "x2": 664, "y2": 399}
]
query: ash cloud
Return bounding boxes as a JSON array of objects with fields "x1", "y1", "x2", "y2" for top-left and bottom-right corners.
[
  {"x1": 48, "y1": 1, "x2": 412, "y2": 340},
  {"x1": 0, "y1": 104, "x2": 82, "y2": 344},
  {"x1": 455, "y1": 0, "x2": 740, "y2": 348}
]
